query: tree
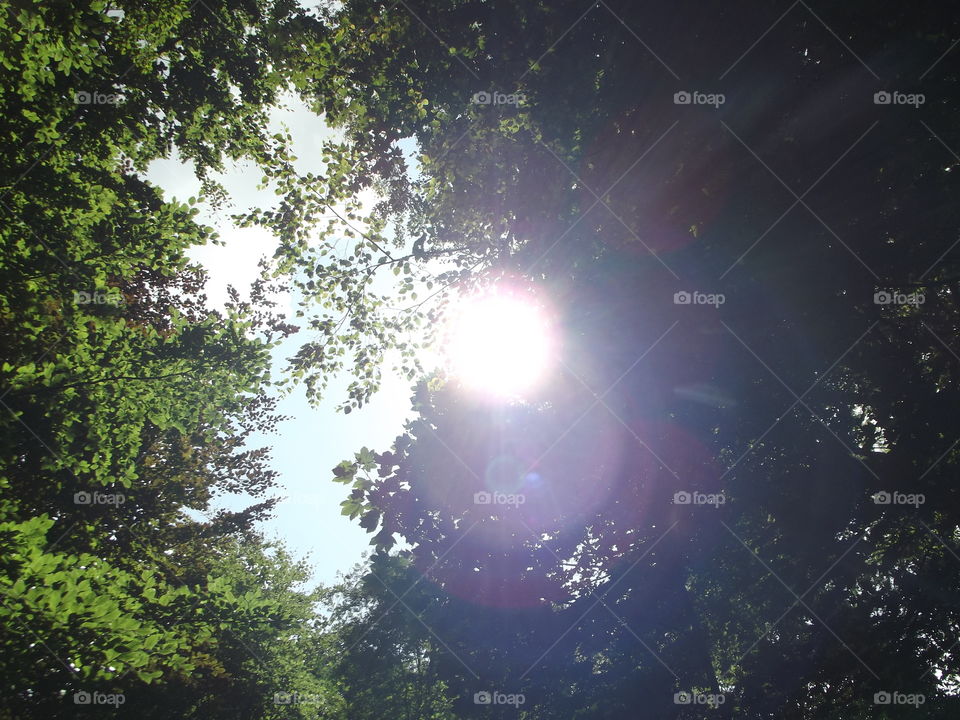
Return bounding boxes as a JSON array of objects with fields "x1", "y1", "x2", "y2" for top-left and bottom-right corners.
[
  {"x1": 320, "y1": 1, "x2": 960, "y2": 716},
  {"x1": 0, "y1": 1, "x2": 337, "y2": 714},
  {"x1": 323, "y1": 553, "x2": 458, "y2": 720}
]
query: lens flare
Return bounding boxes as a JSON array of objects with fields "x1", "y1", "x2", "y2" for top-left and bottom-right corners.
[{"x1": 444, "y1": 289, "x2": 555, "y2": 399}]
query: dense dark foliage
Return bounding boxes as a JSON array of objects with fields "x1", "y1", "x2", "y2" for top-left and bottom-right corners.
[{"x1": 324, "y1": 1, "x2": 960, "y2": 718}]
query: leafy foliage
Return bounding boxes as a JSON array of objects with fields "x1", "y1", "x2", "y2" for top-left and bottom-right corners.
[
  {"x1": 319, "y1": 1, "x2": 960, "y2": 717},
  {"x1": 3, "y1": 0, "x2": 960, "y2": 718}
]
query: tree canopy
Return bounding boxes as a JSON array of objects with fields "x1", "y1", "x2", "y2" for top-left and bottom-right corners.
[{"x1": 1, "y1": 0, "x2": 958, "y2": 718}]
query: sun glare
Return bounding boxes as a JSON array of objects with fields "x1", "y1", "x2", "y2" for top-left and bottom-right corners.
[{"x1": 444, "y1": 289, "x2": 556, "y2": 399}]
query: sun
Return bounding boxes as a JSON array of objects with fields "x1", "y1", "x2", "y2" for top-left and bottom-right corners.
[{"x1": 443, "y1": 288, "x2": 556, "y2": 399}]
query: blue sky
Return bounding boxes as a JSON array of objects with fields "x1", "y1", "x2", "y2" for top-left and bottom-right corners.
[{"x1": 146, "y1": 96, "x2": 419, "y2": 587}]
